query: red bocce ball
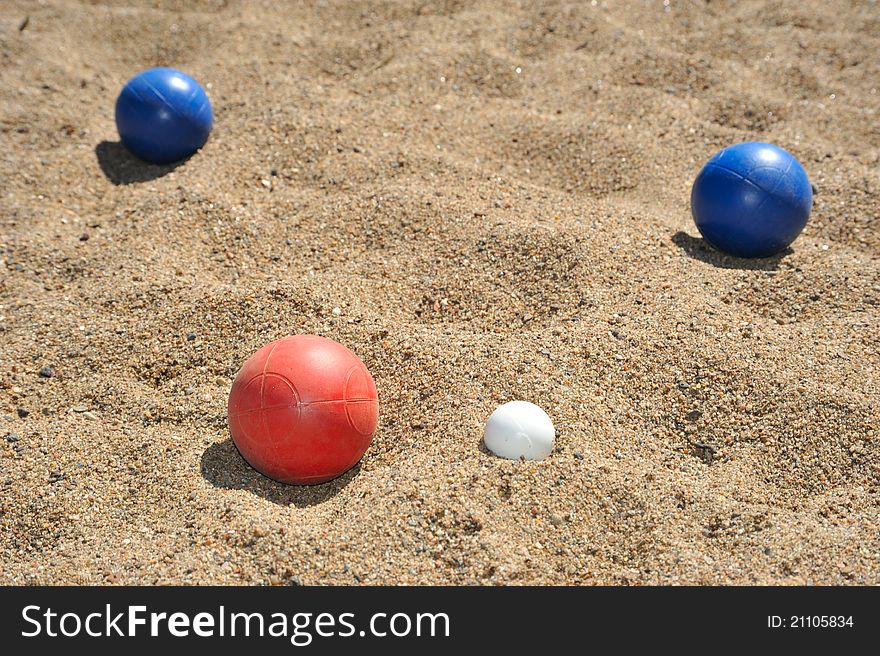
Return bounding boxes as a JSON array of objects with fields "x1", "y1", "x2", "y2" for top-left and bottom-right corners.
[{"x1": 227, "y1": 335, "x2": 379, "y2": 485}]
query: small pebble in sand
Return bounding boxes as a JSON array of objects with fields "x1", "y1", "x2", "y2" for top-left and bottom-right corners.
[
  {"x1": 16, "y1": 408, "x2": 29, "y2": 419},
  {"x1": 5, "y1": 432, "x2": 20, "y2": 443},
  {"x1": 38, "y1": 366, "x2": 54, "y2": 378}
]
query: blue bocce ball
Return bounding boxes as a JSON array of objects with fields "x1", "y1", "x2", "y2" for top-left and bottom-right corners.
[
  {"x1": 691, "y1": 142, "x2": 812, "y2": 258},
  {"x1": 115, "y1": 67, "x2": 213, "y2": 165}
]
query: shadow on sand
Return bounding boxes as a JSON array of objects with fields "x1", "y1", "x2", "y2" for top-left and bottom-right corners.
[
  {"x1": 95, "y1": 140, "x2": 188, "y2": 185},
  {"x1": 200, "y1": 439, "x2": 359, "y2": 507},
  {"x1": 672, "y1": 231, "x2": 792, "y2": 271}
]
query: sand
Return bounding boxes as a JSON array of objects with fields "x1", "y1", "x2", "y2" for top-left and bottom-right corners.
[{"x1": 0, "y1": 0, "x2": 877, "y2": 585}]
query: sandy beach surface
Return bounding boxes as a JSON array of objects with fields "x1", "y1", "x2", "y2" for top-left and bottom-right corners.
[{"x1": 1, "y1": 0, "x2": 877, "y2": 585}]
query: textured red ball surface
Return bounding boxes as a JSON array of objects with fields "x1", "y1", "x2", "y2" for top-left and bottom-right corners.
[{"x1": 227, "y1": 335, "x2": 379, "y2": 485}]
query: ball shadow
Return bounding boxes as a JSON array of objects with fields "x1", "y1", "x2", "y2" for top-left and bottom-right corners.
[
  {"x1": 95, "y1": 140, "x2": 187, "y2": 185},
  {"x1": 672, "y1": 231, "x2": 792, "y2": 271},
  {"x1": 476, "y1": 436, "x2": 498, "y2": 459},
  {"x1": 200, "y1": 438, "x2": 358, "y2": 507}
]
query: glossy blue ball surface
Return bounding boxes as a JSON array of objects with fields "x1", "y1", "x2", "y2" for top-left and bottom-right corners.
[
  {"x1": 115, "y1": 67, "x2": 213, "y2": 165},
  {"x1": 691, "y1": 142, "x2": 812, "y2": 258}
]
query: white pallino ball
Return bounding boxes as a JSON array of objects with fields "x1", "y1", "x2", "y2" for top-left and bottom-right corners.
[{"x1": 483, "y1": 400, "x2": 555, "y2": 460}]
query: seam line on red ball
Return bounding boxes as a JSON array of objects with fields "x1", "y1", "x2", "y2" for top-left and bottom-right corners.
[
  {"x1": 260, "y1": 341, "x2": 283, "y2": 458},
  {"x1": 229, "y1": 398, "x2": 378, "y2": 417}
]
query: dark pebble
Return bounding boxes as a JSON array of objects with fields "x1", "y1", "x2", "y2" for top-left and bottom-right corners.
[
  {"x1": 16, "y1": 408, "x2": 29, "y2": 418},
  {"x1": 5, "y1": 432, "x2": 20, "y2": 443},
  {"x1": 187, "y1": 332, "x2": 197, "y2": 341},
  {"x1": 685, "y1": 409, "x2": 702, "y2": 422},
  {"x1": 79, "y1": 233, "x2": 89, "y2": 241},
  {"x1": 48, "y1": 471, "x2": 66, "y2": 483},
  {"x1": 690, "y1": 443, "x2": 715, "y2": 465},
  {"x1": 39, "y1": 366, "x2": 54, "y2": 378}
]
